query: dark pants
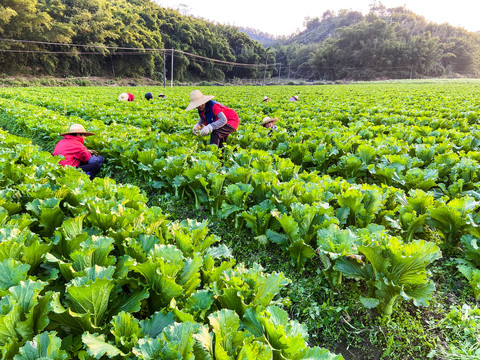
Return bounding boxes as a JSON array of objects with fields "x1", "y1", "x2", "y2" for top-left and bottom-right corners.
[
  {"x1": 210, "y1": 124, "x2": 236, "y2": 149},
  {"x1": 79, "y1": 155, "x2": 105, "y2": 180}
]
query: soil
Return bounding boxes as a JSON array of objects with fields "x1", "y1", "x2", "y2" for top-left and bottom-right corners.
[{"x1": 334, "y1": 336, "x2": 383, "y2": 360}]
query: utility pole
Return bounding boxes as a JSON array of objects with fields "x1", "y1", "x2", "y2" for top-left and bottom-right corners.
[
  {"x1": 277, "y1": 64, "x2": 282, "y2": 84},
  {"x1": 171, "y1": 49, "x2": 174, "y2": 88},
  {"x1": 110, "y1": 55, "x2": 115, "y2": 78},
  {"x1": 163, "y1": 50, "x2": 166, "y2": 88},
  {"x1": 263, "y1": 54, "x2": 268, "y2": 87}
]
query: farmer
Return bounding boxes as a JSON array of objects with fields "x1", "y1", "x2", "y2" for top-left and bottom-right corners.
[
  {"x1": 187, "y1": 90, "x2": 239, "y2": 148},
  {"x1": 52, "y1": 124, "x2": 104, "y2": 180},
  {"x1": 118, "y1": 93, "x2": 134, "y2": 101},
  {"x1": 262, "y1": 96, "x2": 271, "y2": 102},
  {"x1": 289, "y1": 95, "x2": 299, "y2": 101},
  {"x1": 261, "y1": 116, "x2": 278, "y2": 137}
]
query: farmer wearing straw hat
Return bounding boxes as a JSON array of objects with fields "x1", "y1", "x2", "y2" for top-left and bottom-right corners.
[
  {"x1": 261, "y1": 116, "x2": 278, "y2": 137},
  {"x1": 52, "y1": 124, "x2": 105, "y2": 180},
  {"x1": 119, "y1": 93, "x2": 134, "y2": 101},
  {"x1": 186, "y1": 90, "x2": 239, "y2": 148}
]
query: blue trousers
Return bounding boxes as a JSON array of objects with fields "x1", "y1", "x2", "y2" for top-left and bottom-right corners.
[{"x1": 79, "y1": 155, "x2": 105, "y2": 180}]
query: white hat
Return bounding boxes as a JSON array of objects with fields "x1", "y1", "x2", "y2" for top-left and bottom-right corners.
[
  {"x1": 261, "y1": 117, "x2": 278, "y2": 126},
  {"x1": 262, "y1": 96, "x2": 270, "y2": 102},
  {"x1": 60, "y1": 124, "x2": 95, "y2": 136},
  {"x1": 118, "y1": 93, "x2": 129, "y2": 101},
  {"x1": 185, "y1": 90, "x2": 214, "y2": 111}
]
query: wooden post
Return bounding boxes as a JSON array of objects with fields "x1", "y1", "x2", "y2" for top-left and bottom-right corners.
[
  {"x1": 277, "y1": 63, "x2": 282, "y2": 84},
  {"x1": 171, "y1": 49, "x2": 174, "y2": 88}
]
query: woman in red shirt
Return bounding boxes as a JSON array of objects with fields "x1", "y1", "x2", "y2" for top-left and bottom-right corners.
[
  {"x1": 52, "y1": 124, "x2": 104, "y2": 179},
  {"x1": 186, "y1": 90, "x2": 239, "y2": 148}
]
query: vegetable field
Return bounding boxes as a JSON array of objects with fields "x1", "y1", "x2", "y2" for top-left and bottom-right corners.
[{"x1": 1, "y1": 80, "x2": 480, "y2": 359}]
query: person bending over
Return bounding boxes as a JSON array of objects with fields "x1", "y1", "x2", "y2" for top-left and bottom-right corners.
[
  {"x1": 186, "y1": 90, "x2": 239, "y2": 148},
  {"x1": 52, "y1": 123, "x2": 104, "y2": 180}
]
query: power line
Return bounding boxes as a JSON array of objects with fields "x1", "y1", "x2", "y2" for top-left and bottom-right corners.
[
  {"x1": 0, "y1": 38, "x2": 281, "y2": 69},
  {"x1": 0, "y1": 49, "x2": 147, "y2": 55},
  {"x1": 174, "y1": 49, "x2": 280, "y2": 68},
  {"x1": 0, "y1": 38, "x2": 163, "y2": 52}
]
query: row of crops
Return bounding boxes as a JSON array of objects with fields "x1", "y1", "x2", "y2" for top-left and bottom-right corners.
[
  {"x1": 1, "y1": 82, "x2": 480, "y2": 358},
  {"x1": 0, "y1": 129, "x2": 340, "y2": 358}
]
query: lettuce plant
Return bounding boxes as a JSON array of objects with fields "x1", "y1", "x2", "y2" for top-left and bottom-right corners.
[
  {"x1": 218, "y1": 183, "x2": 254, "y2": 228},
  {"x1": 316, "y1": 224, "x2": 359, "y2": 287},
  {"x1": 386, "y1": 189, "x2": 433, "y2": 242},
  {"x1": 428, "y1": 196, "x2": 480, "y2": 256},
  {"x1": 241, "y1": 200, "x2": 279, "y2": 245},
  {"x1": 266, "y1": 203, "x2": 324, "y2": 269},
  {"x1": 336, "y1": 186, "x2": 386, "y2": 228},
  {"x1": 336, "y1": 231, "x2": 441, "y2": 316}
]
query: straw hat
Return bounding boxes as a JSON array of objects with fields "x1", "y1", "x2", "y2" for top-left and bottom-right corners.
[
  {"x1": 118, "y1": 93, "x2": 129, "y2": 101},
  {"x1": 60, "y1": 124, "x2": 95, "y2": 136},
  {"x1": 261, "y1": 117, "x2": 278, "y2": 126},
  {"x1": 159, "y1": 93, "x2": 166, "y2": 98},
  {"x1": 262, "y1": 96, "x2": 270, "y2": 102},
  {"x1": 185, "y1": 90, "x2": 214, "y2": 111}
]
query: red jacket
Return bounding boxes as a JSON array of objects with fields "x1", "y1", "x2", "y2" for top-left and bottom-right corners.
[
  {"x1": 199, "y1": 101, "x2": 239, "y2": 130},
  {"x1": 127, "y1": 93, "x2": 134, "y2": 101},
  {"x1": 52, "y1": 135, "x2": 91, "y2": 167}
]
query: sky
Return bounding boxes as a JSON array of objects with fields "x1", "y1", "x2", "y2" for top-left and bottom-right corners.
[{"x1": 156, "y1": 0, "x2": 480, "y2": 36}]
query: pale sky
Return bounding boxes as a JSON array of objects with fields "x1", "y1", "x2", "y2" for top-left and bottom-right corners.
[{"x1": 156, "y1": 0, "x2": 480, "y2": 36}]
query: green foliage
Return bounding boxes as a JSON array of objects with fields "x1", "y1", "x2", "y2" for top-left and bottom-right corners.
[
  {"x1": 0, "y1": 130, "x2": 339, "y2": 359},
  {"x1": 386, "y1": 190, "x2": 433, "y2": 242},
  {"x1": 336, "y1": 230, "x2": 441, "y2": 315},
  {"x1": 4, "y1": 82, "x2": 480, "y2": 360},
  {"x1": 316, "y1": 224, "x2": 359, "y2": 287},
  {"x1": 287, "y1": 8, "x2": 480, "y2": 80},
  {"x1": 1, "y1": 0, "x2": 267, "y2": 81},
  {"x1": 14, "y1": 331, "x2": 68, "y2": 360},
  {"x1": 427, "y1": 197, "x2": 480, "y2": 256},
  {"x1": 432, "y1": 305, "x2": 480, "y2": 359}
]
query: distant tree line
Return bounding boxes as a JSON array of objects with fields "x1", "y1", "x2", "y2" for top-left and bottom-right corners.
[
  {"x1": 0, "y1": 0, "x2": 270, "y2": 81},
  {"x1": 273, "y1": 4, "x2": 480, "y2": 80},
  {"x1": 1, "y1": 0, "x2": 479, "y2": 81}
]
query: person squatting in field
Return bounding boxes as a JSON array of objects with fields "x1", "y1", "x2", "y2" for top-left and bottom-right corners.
[
  {"x1": 186, "y1": 90, "x2": 239, "y2": 148},
  {"x1": 52, "y1": 124, "x2": 105, "y2": 180},
  {"x1": 261, "y1": 116, "x2": 278, "y2": 137}
]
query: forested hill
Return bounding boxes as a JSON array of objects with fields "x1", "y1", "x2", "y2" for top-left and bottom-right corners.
[
  {"x1": 272, "y1": 7, "x2": 480, "y2": 80},
  {"x1": 1, "y1": 0, "x2": 480, "y2": 82},
  {"x1": 0, "y1": 0, "x2": 268, "y2": 81},
  {"x1": 238, "y1": 27, "x2": 278, "y2": 47}
]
